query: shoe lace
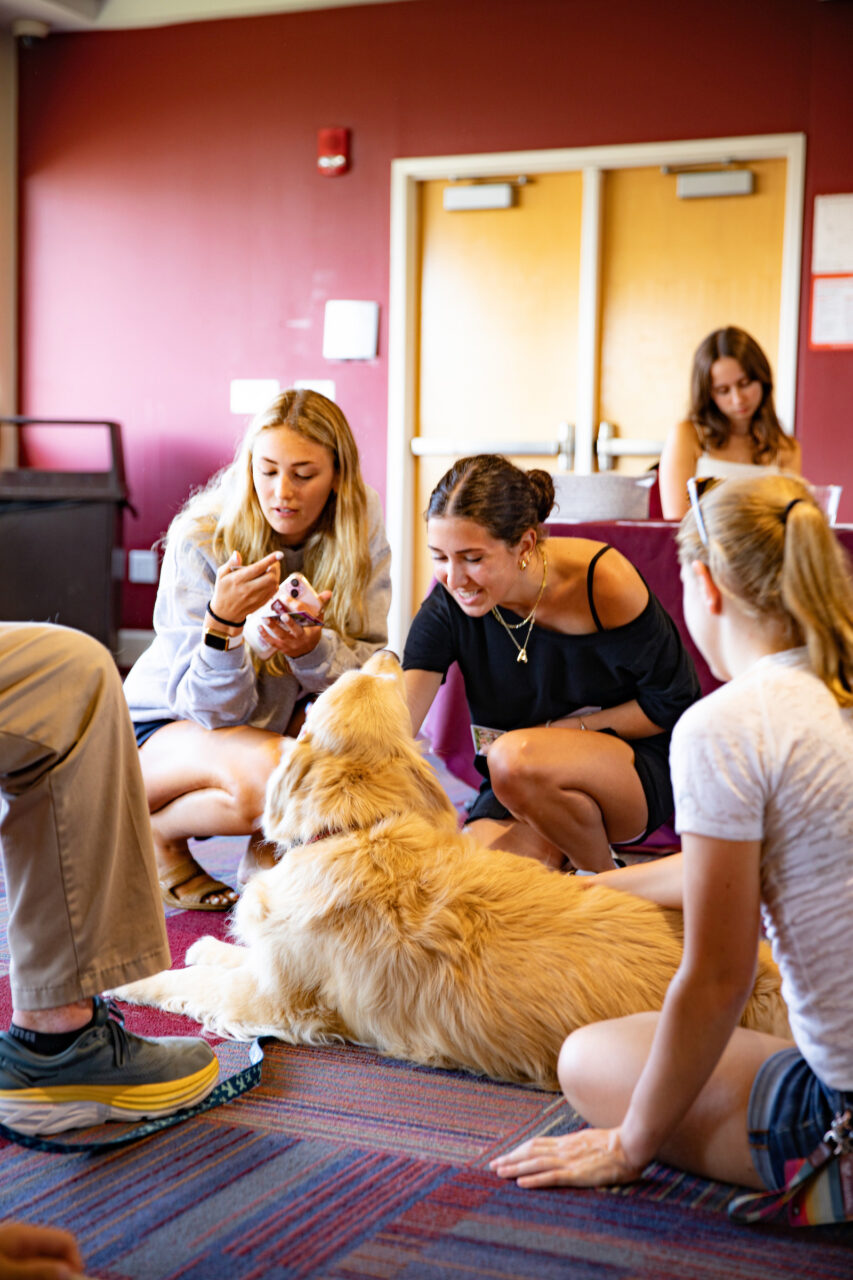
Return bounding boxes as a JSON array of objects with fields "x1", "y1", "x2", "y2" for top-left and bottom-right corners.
[{"x1": 93, "y1": 996, "x2": 133, "y2": 1067}]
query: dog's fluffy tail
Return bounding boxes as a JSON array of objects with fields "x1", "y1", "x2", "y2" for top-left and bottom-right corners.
[{"x1": 740, "y1": 941, "x2": 791, "y2": 1038}]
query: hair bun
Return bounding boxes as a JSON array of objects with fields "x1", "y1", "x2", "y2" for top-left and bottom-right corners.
[{"x1": 527, "y1": 468, "x2": 556, "y2": 523}]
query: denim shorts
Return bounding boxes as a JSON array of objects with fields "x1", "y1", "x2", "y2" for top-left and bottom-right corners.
[
  {"x1": 747, "y1": 1046, "x2": 853, "y2": 1190},
  {"x1": 133, "y1": 717, "x2": 175, "y2": 748}
]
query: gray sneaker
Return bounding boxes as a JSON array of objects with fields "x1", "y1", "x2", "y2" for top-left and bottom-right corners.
[{"x1": 0, "y1": 997, "x2": 219, "y2": 1135}]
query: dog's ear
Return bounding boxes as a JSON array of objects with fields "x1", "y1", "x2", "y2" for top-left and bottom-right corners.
[
  {"x1": 263, "y1": 738, "x2": 314, "y2": 845},
  {"x1": 362, "y1": 649, "x2": 401, "y2": 677}
]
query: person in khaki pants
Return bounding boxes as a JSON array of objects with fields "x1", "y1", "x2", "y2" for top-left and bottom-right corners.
[{"x1": 0, "y1": 623, "x2": 217, "y2": 1143}]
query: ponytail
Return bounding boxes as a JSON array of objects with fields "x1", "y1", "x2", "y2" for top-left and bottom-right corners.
[{"x1": 780, "y1": 499, "x2": 853, "y2": 703}]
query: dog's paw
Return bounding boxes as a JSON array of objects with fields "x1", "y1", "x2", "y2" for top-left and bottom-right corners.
[
  {"x1": 108, "y1": 975, "x2": 167, "y2": 1007},
  {"x1": 185, "y1": 936, "x2": 246, "y2": 969},
  {"x1": 185, "y1": 936, "x2": 223, "y2": 966}
]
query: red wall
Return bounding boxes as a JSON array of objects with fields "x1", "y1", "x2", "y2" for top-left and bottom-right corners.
[{"x1": 15, "y1": 0, "x2": 853, "y2": 627}]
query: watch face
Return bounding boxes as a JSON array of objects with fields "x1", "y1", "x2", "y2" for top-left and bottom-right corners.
[{"x1": 203, "y1": 629, "x2": 229, "y2": 650}]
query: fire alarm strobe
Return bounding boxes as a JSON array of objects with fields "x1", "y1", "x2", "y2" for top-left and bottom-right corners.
[{"x1": 317, "y1": 127, "x2": 350, "y2": 177}]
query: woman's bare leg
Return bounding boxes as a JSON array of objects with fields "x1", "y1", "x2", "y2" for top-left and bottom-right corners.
[
  {"x1": 235, "y1": 699, "x2": 310, "y2": 884},
  {"x1": 139, "y1": 723, "x2": 286, "y2": 907},
  {"x1": 466, "y1": 816, "x2": 567, "y2": 870},
  {"x1": 237, "y1": 830, "x2": 280, "y2": 886},
  {"x1": 486, "y1": 727, "x2": 649, "y2": 872},
  {"x1": 559, "y1": 1013, "x2": 795, "y2": 1188}
]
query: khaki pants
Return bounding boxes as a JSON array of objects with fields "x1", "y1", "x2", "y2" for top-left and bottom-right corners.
[{"x1": 0, "y1": 623, "x2": 170, "y2": 1009}]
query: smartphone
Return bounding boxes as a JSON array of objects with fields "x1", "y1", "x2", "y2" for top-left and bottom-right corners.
[{"x1": 270, "y1": 573, "x2": 324, "y2": 627}]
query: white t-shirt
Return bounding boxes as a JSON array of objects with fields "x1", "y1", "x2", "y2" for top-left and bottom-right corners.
[
  {"x1": 694, "y1": 455, "x2": 784, "y2": 480},
  {"x1": 670, "y1": 648, "x2": 853, "y2": 1090}
]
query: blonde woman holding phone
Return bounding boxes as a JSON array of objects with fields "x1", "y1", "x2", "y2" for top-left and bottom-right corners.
[{"x1": 124, "y1": 390, "x2": 391, "y2": 910}]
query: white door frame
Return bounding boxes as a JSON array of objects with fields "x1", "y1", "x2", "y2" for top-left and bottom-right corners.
[{"x1": 385, "y1": 132, "x2": 806, "y2": 653}]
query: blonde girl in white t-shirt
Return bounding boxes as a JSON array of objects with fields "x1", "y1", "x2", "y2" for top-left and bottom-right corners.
[{"x1": 491, "y1": 473, "x2": 853, "y2": 1197}]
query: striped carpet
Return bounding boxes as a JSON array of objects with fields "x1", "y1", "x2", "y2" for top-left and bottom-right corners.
[{"x1": 1, "y1": 844, "x2": 851, "y2": 1276}]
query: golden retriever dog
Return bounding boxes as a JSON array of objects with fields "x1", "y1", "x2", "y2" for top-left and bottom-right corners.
[{"x1": 113, "y1": 651, "x2": 789, "y2": 1090}]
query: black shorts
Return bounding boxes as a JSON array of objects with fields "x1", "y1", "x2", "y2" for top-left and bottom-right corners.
[{"x1": 465, "y1": 728, "x2": 674, "y2": 845}]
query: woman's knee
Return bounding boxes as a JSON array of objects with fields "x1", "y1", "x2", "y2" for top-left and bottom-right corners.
[
  {"x1": 144, "y1": 727, "x2": 283, "y2": 823},
  {"x1": 487, "y1": 731, "x2": 543, "y2": 808},
  {"x1": 491, "y1": 756, "x2": 601, "y2": 836},
  {"x1": 559, "y1": 1014, "x2": 659, "y2": 1123},
  {"x1": 488, "y1": 731, "x2": 600, "y2": 814},
  {"x1": 557, "y1": 1025, "x2": 604, "y2": 1113}
]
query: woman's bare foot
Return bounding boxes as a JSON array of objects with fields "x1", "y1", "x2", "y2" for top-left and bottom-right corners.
[{"x1": 156, "y1": 838, "x2": 238, "y2": 911}]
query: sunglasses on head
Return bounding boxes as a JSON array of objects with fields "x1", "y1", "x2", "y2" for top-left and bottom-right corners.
[{"x1": 686, "y1": 476, "x2": 721, "y2": 548}]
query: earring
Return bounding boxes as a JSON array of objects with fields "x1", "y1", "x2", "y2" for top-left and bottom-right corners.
[{"x1": 519, "y1": 556, "x2": 529, "y2": 571}]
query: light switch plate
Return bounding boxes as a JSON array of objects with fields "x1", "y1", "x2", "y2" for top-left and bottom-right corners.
[{"x1": 128, "y1": 549, "x2": 159, "y2": 584}]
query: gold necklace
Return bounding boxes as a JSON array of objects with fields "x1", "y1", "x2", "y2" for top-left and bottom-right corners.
[{"x1": 491, "y1": 547, "x2": 548, "y2": 664}]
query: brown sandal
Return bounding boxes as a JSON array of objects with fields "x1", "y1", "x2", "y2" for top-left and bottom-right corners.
[{"x1": 158, "y1": 855, "x2": 238, "y2": 912}]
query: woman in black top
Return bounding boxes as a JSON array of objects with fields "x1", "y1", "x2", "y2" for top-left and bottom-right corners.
[{"x1": 403, "y1": 456, "x2": 700, "y2": 872}]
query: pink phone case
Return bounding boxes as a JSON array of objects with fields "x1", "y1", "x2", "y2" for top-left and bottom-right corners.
[{"x1": 271, "y1": 573, "x2": 323, "y2": 627}]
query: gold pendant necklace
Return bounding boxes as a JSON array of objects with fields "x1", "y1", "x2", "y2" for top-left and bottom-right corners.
[{"x1": 491, "y1": 547, "x2": 548, "y2": 665}]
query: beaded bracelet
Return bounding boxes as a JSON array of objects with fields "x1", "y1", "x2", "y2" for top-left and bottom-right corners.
[{"x1": 206, "y1": 600, "x2": 246, "y2": 628}]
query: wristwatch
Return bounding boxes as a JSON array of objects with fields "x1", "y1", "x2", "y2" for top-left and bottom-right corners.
[{"x1": 202, "y1": 626, "x2": 243, "y2": 651}]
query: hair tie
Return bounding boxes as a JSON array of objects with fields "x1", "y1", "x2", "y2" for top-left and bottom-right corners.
[
  {"x1": 207, "y1": 600, "x2": 246, "y2": 628},
  {"x1": 782, "y1": 498, "x2": 803, "y2": 524}
]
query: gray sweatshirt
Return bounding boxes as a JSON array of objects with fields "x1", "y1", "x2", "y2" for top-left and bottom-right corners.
[{"x1": 123, "y1": 486, "x2": 391, "y2": 733}]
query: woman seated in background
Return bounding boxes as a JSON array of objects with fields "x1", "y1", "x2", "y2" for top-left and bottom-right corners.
[
  {"x1": 123, "y1": 389, "x2": 391, "y2": 910},
  {"x1": 658, "y1": 325, "x2": 801, "y2": 519},
  {"x1": 402, "y1": 455, "x2": 700, "y2": 874},
  {"x1": 492, "y1": 474, "x2": 853, "y2": 1205}
]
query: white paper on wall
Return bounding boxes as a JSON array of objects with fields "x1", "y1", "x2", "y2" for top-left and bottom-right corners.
[
  {"x1": 813, "y1": 194, "x2": 853, "y2": 274},
  {"x1": 811, "y1": 275, "x2": 853, "y2": 348}
]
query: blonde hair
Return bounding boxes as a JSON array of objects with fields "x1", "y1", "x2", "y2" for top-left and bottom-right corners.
[
  {"x1": 168, "y1": 390, "x2": 372, "y2": 670},
  {"x1": 677, "y1": 475, "x2": 853, "y2": 705}
]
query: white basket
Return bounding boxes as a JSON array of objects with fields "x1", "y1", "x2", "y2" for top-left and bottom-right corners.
[{"x1": 547, "y1": 473, "x2": 656, "y2": 522}]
